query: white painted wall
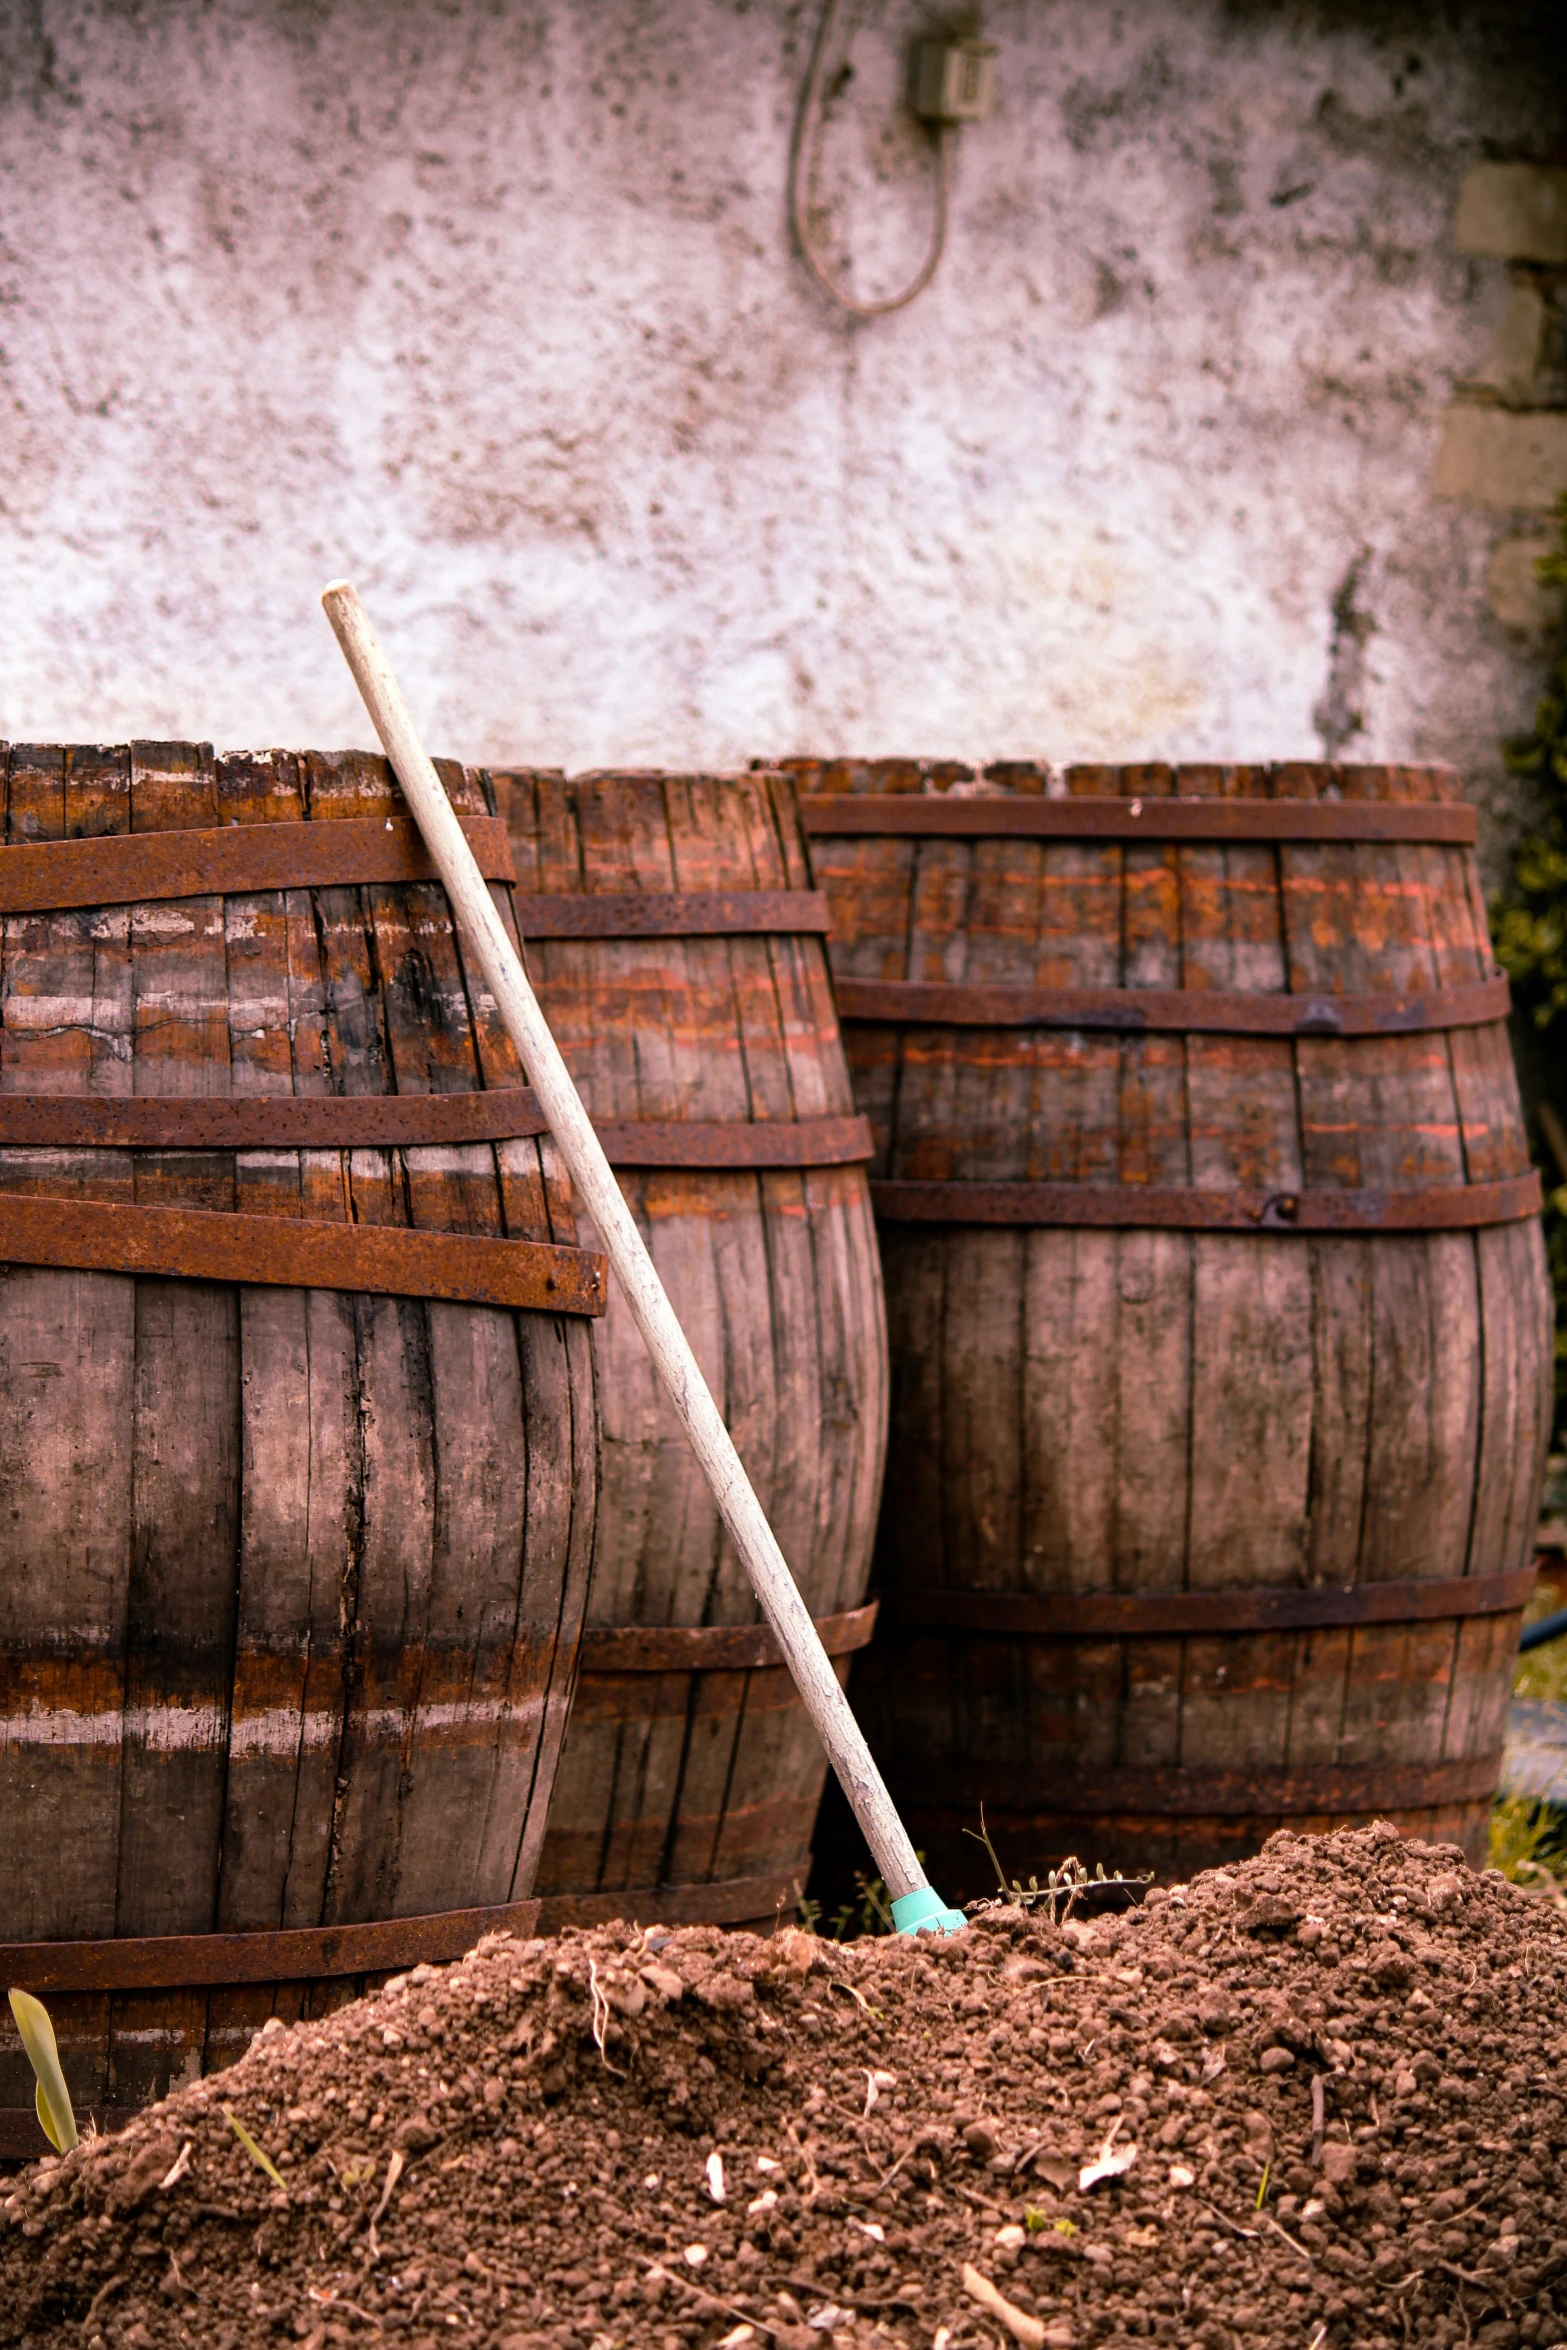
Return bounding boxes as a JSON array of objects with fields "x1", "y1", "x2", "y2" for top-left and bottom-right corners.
[{"x1": 0, "y1": 2, "x2": 1561, "y2": 868}]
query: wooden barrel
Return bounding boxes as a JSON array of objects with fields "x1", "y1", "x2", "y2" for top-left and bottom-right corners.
[
  {"x1": 492, "y1": 767, "x2": 889, "y2": 1930},
  {"x1": 790, "y1": 756, "x2": 1552, "y2": 1894},
  {"x1": 0, "y1": 740, "x2": 605, "y2": 2154}
]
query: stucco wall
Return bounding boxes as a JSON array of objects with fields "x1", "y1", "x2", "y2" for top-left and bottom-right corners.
[{"x1": 0, "y1": 1, "x2": 1563, "y2": 870}]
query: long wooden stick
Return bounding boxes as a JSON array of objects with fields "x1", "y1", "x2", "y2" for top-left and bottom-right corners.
[{"x1": 321, "y1": 581, "x2": 963, "y2": 1935}]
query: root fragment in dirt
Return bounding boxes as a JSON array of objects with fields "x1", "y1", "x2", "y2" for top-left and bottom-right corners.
[
  {"x1": 963, "y1": 2258, "x2": 1059, "y2": 2344},
  {"x1": 5, "y1": 1825, "x2": 1567, "y2": 2349}
]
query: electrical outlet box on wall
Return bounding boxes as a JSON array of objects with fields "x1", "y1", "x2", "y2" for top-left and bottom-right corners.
[{"x1": 910, "y1": 38, "x2": 997, "y2": 124}]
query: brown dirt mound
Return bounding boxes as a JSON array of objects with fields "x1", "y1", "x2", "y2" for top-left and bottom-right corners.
[{"x1": 4, "y1": 1826, "x2": 1567, "y2": 2349}]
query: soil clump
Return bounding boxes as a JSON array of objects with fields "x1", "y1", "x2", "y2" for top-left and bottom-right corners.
[{"x1": 4, "y1": 1826, "x2": 1567, "y2": 2349}]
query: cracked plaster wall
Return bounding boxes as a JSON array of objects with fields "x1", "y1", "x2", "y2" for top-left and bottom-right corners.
[{"x1": 0, "y1": 1, "x2": 1563, "y2": 877}]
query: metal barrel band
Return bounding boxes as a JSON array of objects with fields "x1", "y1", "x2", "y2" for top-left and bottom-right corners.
[
  {"x1": 0, "y1": 1876, "x2": 797, "y2": 2001},
  {"x1": 833, "y1": 975, "x2": 1511, "y2": 1037},
  {"x1": 0, "y1": 1195, "x2": 608, "y2": 1315},
  {"x1": 902, "y1": 1752, "x2": 1503, "y2": 1820},
  {"x1": 799, "y1": 795, "x2": 1478, "y2": 844},
  {"x1": 0, "y1": 1090, "x2": 552, "y2": 1150},
  {"x1": 0, "y1": 1094, "x2": 872, "y2": 1168},
  {"x1": 579, "y1": 1600, "x2": 878, "y2": 1674},
  {"x1": 0, "y1": 814, "x2": 514, "y2": 913},
  {"x1": 868, "y1": 1172, "x2": 1543, "y2": 1232},
  {"x1": 0, "y1": 1899, "x2": 546, "y2": 1995},
  {"x1": 511, "y1": 888, "x2": 830, "y2": 937},
  {"x1": 0, "y1": 1869, "x2": 800, "y2": 2160},
  {"x1": 878, "y1": 1568, "x2": 1536, "y2": 1639}
]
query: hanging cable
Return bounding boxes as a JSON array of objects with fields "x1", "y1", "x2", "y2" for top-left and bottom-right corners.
[{"x1": 789, "y1": 0, "x2": 951, "y2": 319}]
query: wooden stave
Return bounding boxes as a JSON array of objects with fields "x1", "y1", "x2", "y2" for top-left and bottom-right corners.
[
  {"x1": 492, "y1": 767, "x2": 889, "y2": 1915},
  {"x1": 0, "y1": 741, "x2": 599, "y2": 2124},
  {"x1": 785, "y1": 754, "x2": 1553, "y2": 1892}
]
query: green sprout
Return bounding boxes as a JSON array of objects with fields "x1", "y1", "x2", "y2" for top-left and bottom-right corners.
[
  {"x1": 799, "y1": 1864, "x2": 908, "y2": 1940},
  {"x1": 1256, "y1": 2160, "x2": 1271, "y2": 2209},
  {"x1": 224, "y1": 2105, "x2": 286, "y2": 2190},
  {"x1": 7, "y1": 1989, "x2": 79, "y2": 2154}
]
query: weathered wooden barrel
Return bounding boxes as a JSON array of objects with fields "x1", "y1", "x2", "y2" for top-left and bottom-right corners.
[
  {"x1": 0, "y1": 740, "x2": 606, "y2": 2154},
  {"x1": 492, "y1": 767, "x2": 889, "y2": 1931},
  {"x1": 790, "y1": 756, "x2": 1552, "y2": 1894}
]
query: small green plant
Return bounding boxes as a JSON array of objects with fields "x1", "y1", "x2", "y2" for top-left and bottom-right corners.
[
  {"x1": 1256, "y1": 2159, "x2": 1272, "y2": 2210},
  {"x1": 1491, "y1": 1579, "x2": 1567, "y2": 1898},
  {"x1": 1514, "y1": 1574, "x2": 1567, "y2": 1705},
  {"x1": 799, "y1": 1869, "x2": 900, "y2": 1939},
  {"x1": 7, "y1": 1989, "x2": 79, "y2": 2153},
  {"x1": 1489, "y1": 1567, "x2": 1567, "y2": 1894},
  {"x1": 224, "y1": 2105, "x2": 286, "y2": 2190},
  {"x1": 1488, "y1": 1789, "x2": 1567, "y2": 1885},
  {"x1": 850, "y1": 1871, "x2": 893, "y2": 1932},
  {"x1": 963, "y1": 1809, "x2": 1152, "y2": 1920}
]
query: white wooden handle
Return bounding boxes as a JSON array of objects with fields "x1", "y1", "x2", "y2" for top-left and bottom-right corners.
[{"x1": 320, "y1": 580, "x2": 942, "y2": 1916}]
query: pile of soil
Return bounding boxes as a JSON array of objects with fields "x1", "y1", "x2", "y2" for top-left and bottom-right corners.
[{"x1": 5, "y1": 1825, "x2": 1567, "y2": 2350}]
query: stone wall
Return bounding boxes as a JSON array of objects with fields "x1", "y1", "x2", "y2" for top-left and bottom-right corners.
[
  {"x1": 1435, "y1": 162, "x2": 1567, "y2": 653},
  {"x1": 0, "y1": 1, "x2": 1563, "y2": 874}
]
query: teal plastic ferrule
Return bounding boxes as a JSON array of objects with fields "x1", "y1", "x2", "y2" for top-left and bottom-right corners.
[{"x1": 891, "y1": 1886, "x2": 968, "y2": 1937}]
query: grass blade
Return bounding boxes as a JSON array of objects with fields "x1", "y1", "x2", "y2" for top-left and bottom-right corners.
[
  {"x1": 224, "y1": 2105, "x2": 286, "y2": 2191},
  {"x1": 8, "y1": 1989, "x2": 79, "y2": 2153}
]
